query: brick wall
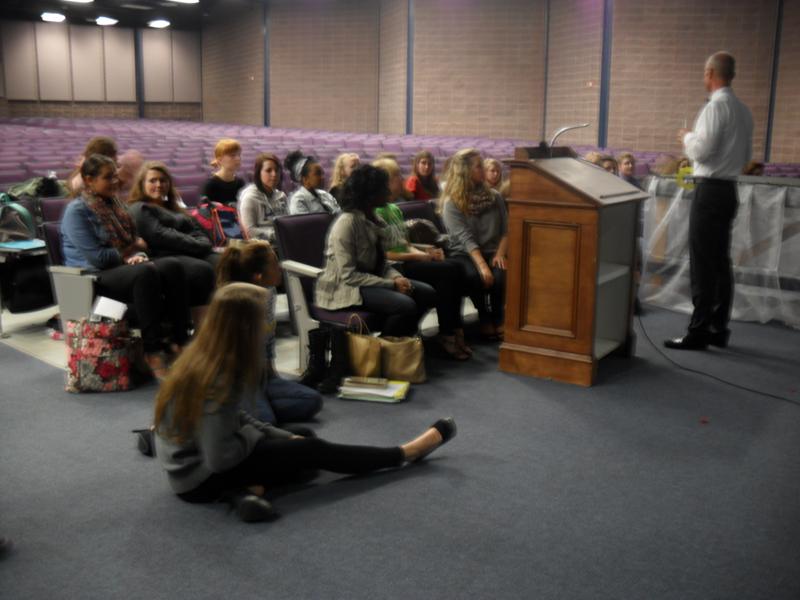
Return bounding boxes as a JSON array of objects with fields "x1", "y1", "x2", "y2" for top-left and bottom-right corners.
[
  {"x1": 378, "y1": 0, "x2": 408, "y2": 135},
  {"x1": 607, "y1": 0, "x2": 777, "y2": 158},
  {"x1": 269, "y1": 0, "x2": 380, "y2": 133},
  {"x1": 412, "y1": 0, "x2": 546, "y2": 140},
  {"x1": 4, "y1": 101, "x2": 139, "y2": 119},
  {"x1": 770, "y1": 1, "x2": 800, "y2": 163},
  {"x1": 202, "y1": 5, "x2": 264, "y2": 126},
  {"x1": 545, "y1": 0, "x2": 603, "y2": 147},
  {"x1": 143, "y1": 103, "x2": 203, "y2": 121}
]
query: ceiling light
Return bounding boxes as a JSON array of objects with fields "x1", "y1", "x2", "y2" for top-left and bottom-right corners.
[
  {"x1": 41, "y1": 12, "x2": 66, "y2": 22},
  {"x1": 64, "y1": 0, "x2": 94, "y2": 4},
  {"x1": 171, "y1": 0, "x2": 200, "y2": 4},
  {"x1": 147, "y1": 19, "x2": 170, "y2": 28},
  {"x1": 95, "y1": 16, "x2": 118, "y2": 26}
]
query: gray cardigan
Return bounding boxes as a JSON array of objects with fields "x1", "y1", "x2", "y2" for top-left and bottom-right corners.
[
  {"x1": 155, "y1": 386, "x2": 293, "y2": 494},
  {"x1": 315, "y1": 210, "x2": 401, "y2": 310},
  {"x1": 441, "y1": 190, "x2": 508, "y2": 256},
  {"x1": 236, "y1": 183, "x2": 288, "y2": 242}
]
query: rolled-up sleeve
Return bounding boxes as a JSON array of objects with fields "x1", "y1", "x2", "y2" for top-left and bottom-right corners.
[{"x1": 683, "y1": 103, "x2": 723, "y2": 164}]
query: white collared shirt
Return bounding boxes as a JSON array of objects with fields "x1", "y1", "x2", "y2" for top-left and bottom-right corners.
[{"x1": 683, "y1": 87, "x2": 753, "y2": 178}]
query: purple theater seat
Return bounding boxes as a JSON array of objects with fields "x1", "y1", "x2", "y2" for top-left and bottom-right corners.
[{"x1": 40, "y1": 197, "x2": 70, "y2": 223}]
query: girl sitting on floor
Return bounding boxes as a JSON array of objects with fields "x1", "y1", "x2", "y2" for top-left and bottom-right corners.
[
  {"x1": 216, "y1": 240, "x2": 323, "y2": 425},
  {"x1": 154, "y1": 282, "x2": 456, "y2": 522}
]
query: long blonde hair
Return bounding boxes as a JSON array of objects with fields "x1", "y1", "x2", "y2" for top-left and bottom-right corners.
[
  {"x1": 329, "y1": 152, "x2": 360, "y2": 191},
  {"x1": 443, "y1": 148, "x2": 486, "y2": 214},
  {"x1": 154, "y1": 283, "x2": 268, "y2": 442}
]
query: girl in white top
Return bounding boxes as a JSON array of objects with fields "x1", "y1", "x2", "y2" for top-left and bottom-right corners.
[
  {"x1": 285, "y1": 151, "x2": 341, "y2": 215},
  {"x1": 237, "y1": 153, "x2": 288, "y2": 243}
]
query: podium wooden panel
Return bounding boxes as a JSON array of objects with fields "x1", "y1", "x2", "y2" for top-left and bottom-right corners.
[{"x1": 498, "y1": 147, "x2": 648, "y2": 386}]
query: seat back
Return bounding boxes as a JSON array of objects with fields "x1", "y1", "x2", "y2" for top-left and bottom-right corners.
[
  {"x1": 273, "y1": 212, "x2": 334, "y2": 305},
  {"x1": 43, "y1": 221, "x2": 65, "y2": 266},
  {"x1": 396, "y1": 200, "x2": 444, "y2": 232},
  {"x1": 40, "y1": 197, "x2": 69, "y2": 223}
]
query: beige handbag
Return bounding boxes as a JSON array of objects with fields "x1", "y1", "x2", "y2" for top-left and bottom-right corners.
[
  {"x1": 379, "y1": 336, "x2": 426, "y2": 383},
  {"x1": 346, "y1": 315, "x2": 382, "y2": 378}
]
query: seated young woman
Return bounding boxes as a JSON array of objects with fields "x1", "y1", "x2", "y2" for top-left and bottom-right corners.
[
  {"x1": 285, "y1": 151, "x2": 341, "y2": 215},
  {"x1": 67, "y1": 136, "x2": 118, "y2": 197},
  {"x1": 404, "y1": 150, "x2": 439, "y2": 201},
  {"x1": 328, "y1": 152, "x2": 360, "y2": 202},
  {"x1": 216, "y1": 241, "x2": 322, "y2": 424},
  {"x1": 316, "y1": 165, "x2": 436, "y2": 337},
  {"x1": 60, "y1": 154, "x2": 193, "y2": 377},
  {"x1": 372, "y1": 158, "x2": 471, "y2": 359},
  {"x1": 441, "y1": 149, "x2": 508, "y2": 341},
  {"x1": 202, "y1": 138, "x2": 245, "y2": 206},
  {"x1": 128, "y1": 161, "x2": 216, "y2": 322},
  {"x1": 484, "y1": 158, "x2": 510, "y2": 199},
  {"x1": 236, "y1": 153, "x2": 288, "y2": 243},
  {"x1": 154, "y1": 282, "x2": 456, "y2": 522}
]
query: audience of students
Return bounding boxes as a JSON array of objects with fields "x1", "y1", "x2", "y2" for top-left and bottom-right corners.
[
  {"x1": 316, "y1": 165, "x2": 436, "y2": 337},
  {"x1": 61, "y1": 154, "x2": 193, "y2": 378},
  {"x1": 153, "y1": 282, "x2": 456, "y2": 522},
  {"x1": 405, "y1": 150, "x2": 439, "y2": 201},
  {"x1": 237, "y1": 153, "x2": 288, "y2": 243},
  {"x1": 441, "y1": 149, "x2": 508, "y2": 341},
  {"x1": 285, "y1": 151, "x2": 341, "y2": 215},
  {"x1": 127, "y1": 161, "x2": 216, "y2": 324},
  {"x1": 329, "y1": 152, "x2": 360, "y2": 201},
  {"x1": 202, "y1": 138, "x2": 245, "y2": 206},
  {"x1": 372, "y1": 158, "x2": 471, "y2": 359},
  {"x1": 215, "y1": 242, "x2": 322, "y2": 425}
]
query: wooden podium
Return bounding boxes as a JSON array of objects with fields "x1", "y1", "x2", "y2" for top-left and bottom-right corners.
[{"x1": 498, "y1": 147, "x2": 648, "y2": 386}]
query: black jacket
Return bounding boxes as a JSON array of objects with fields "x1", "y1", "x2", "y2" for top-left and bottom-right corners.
[{"x1": 129, "y1": 201, "x2": 212, "y2": 258}]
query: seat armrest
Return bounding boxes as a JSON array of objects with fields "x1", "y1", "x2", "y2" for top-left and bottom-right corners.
[
  {"x1": 49, "y1": 265, "x2": 98, "y2": 279},
  {"x1": 281, "y1": 260, "x2": 322, "y2": 279}
]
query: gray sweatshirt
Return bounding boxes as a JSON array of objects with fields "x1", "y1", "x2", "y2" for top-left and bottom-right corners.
[
  {"x1": 441, "y1": 191, "x2": 508, "y2": 256},
  {"x1": 155, "y1": 386, "x2": 293, "y2": 494}
]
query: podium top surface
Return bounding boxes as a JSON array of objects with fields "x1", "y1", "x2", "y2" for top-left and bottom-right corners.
[{"x1": 520, "y1": 157, "x2": 649, "y2": 206}]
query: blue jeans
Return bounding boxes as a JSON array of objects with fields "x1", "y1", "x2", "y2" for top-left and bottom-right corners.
[{"x1": 256, "y1": 376, "x2": 323, "y2": 425}]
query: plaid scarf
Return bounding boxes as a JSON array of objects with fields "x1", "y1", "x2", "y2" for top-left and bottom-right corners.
[
  {"x1": 467, "y1": 186, "x2": 497, "y2": 216},
  {"x1": 83, "y1": 192, "x2": 136, "y2": 251}
]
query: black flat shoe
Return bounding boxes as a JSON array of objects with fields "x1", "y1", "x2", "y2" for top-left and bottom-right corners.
[
  {"x1": 228, "y1": 492, "x2": 278, "y2": 523},
  {"x1": 132, "y1": 428, "x2": 155, "y2": 457},
  {"x1": 413, "y1": 417, "x2": 457, "y2": 463},
  {"x1": 663, "y1": 335, "x2": 708, "y2": 350}
]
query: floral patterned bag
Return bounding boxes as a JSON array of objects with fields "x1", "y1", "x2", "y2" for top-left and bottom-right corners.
[{"x1": 65, "y1": 318, "x2": 142, "y2": 393}]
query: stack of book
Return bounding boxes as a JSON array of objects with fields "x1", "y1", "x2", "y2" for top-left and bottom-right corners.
[{"x1": 338, "y1": 377, "x2": 410, "y2": 403}]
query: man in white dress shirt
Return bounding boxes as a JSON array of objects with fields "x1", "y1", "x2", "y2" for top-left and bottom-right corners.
[{"x1": 665, "y1": 51, "x2": 753, "y2": 350}]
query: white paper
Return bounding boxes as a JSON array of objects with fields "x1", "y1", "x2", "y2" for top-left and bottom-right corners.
[{"x1": 91, "y1": 296, "x2": 128, "y2": 320}]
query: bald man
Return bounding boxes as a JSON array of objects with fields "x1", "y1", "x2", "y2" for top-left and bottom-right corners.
[{"x1": 665, "y1": 51, "x2": 753, "y2": 350}]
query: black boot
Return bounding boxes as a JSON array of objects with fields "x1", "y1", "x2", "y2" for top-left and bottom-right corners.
[
  {"x1": 299, "y1": 328, "x2": 329, "y2": 389},
  {"x1": 317, "y1": 327, "x2": 351, "y2": 394}
]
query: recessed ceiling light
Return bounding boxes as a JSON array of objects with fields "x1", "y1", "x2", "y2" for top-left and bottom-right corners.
[
  {"x1": 121, "y1": 4, "x2": 153, "y2": 10},
  {"x1": 41, "y1": 12, "x2": 66, "y2": 22},
  {"x1": 95, "y1": 16, "x2": 118, "y2": 26},
  {"x1": 64, "y1": 0, "x2": 94, "y2": 4},
  {"x1": 171, "y1": 0, "x2": 200, "y2": 4},
  {"x1": 148, "y1": 19, "x2": 171, "y2": 28}
]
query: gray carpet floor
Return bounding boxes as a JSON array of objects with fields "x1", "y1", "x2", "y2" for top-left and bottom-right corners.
[{"x1": 2, "y1": 307, "x2": 799, "y2": 600}]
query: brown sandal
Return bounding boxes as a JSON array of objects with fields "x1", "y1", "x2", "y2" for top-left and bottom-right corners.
[{"x1": 438, "y1": 335, "x2": 470, "y2": 361}]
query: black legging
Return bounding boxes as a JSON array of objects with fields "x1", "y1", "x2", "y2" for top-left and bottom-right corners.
[
  {"x1": 95, "y1": 256, "x2": 191, "y2": 352},
  {"x1": 397, "y1": 259, "x2": 464, "y2": 334},
  {"x1": 178, "y1": 437, "x2": 404, "y2": 503},
  {"x1": 451, "y1": 253, "x2": 506, "y2": 326}
]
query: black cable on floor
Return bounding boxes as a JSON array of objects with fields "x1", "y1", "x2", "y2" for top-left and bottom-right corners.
[{"x1": 636, "y1": 313, "x2": 800, "y2": 407}]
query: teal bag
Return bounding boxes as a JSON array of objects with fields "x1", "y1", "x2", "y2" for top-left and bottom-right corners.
[{"x1": 0, "y1": 193, "x2": 36, "y2": 241}]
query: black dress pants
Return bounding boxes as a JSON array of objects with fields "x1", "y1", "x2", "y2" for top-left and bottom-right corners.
[
  {"x1": 688, "y1": 179, "x2": 738, "y2": 335},
  {"x1": 178, "y1": 437, "x2": 404, "y2": 503},
  {"x1": 359, "y1": 280, "x2": 436, "y2": 337},
  {"x1": 397, "y1": 259, "x2": 464, "y2": 334},
  {"x1": 95, "y1": 257, "x2": 191, "y2": 352},
  {"x1": 451, "y1": 253, "x2": 506, "y2": 326}
]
